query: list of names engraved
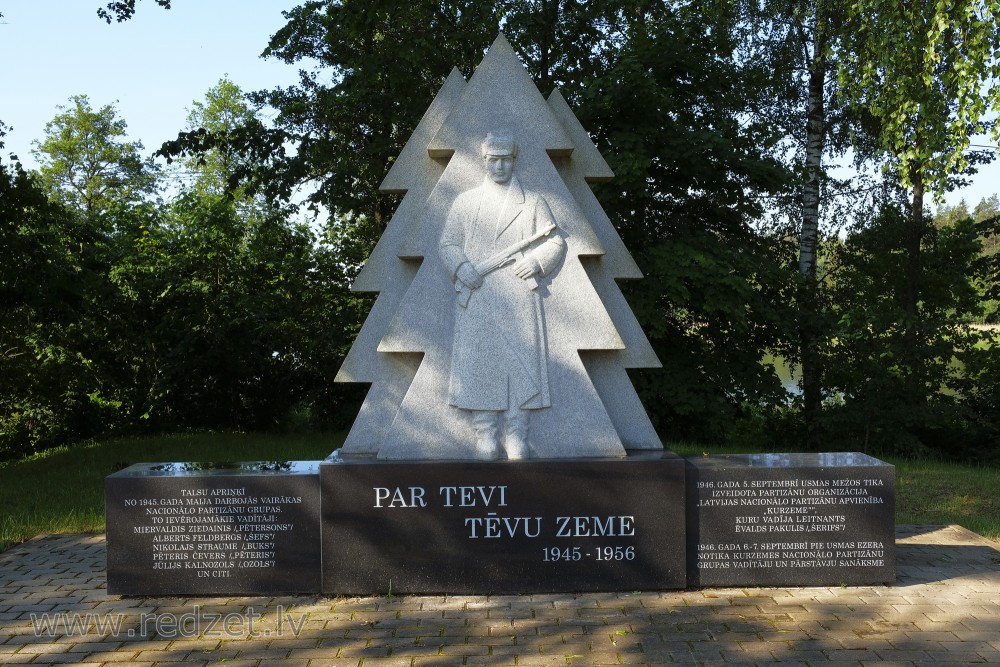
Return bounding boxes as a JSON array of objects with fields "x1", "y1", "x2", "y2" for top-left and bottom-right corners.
[{"x1": 123, "y1": 486, "x2": 302, "y2": 580}]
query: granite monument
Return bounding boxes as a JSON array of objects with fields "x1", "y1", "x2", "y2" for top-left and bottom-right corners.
[
  {"x1": 335, "y1": 34, "x2": 662, "y2": 460},
  {"x1": 106, "y1": 33, "x2": 895, "y2": 596}
]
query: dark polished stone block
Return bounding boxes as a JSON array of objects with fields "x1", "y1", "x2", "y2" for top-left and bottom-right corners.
[
  {"x1": 321, "y1": 452, "x2": 686, "y2": 595},
  {"x1": 105, "y1": 462, "x2": 321, "y2": 596},
  {"x1": 686, "y1": 453, "x2": 895, "y2": 587}
]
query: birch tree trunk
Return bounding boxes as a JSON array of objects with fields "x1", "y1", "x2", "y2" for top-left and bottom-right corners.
[{"x1": 799, "y1": 13, "x2": 826, "y2": 448}]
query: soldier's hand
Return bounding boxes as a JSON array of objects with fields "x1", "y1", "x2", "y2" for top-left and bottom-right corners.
[
  {"x1": 457, "y1": 262, "x2": 483, "y2": 289},
  {"x1": 513, "y1": 256, "x2": 541, "y2": 280}
]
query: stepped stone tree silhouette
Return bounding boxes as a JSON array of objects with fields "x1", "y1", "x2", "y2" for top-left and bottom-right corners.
[{"x1": 336, "y1": 35, "x2": 661, "y2": 460}]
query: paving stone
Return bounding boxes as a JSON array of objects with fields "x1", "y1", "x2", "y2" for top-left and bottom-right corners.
[{"x1": 0, "y1": 527, "x2": 998, "y2": 665}]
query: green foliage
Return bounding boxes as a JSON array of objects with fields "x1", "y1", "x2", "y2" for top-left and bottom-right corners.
[
  {"x1": 0, "y1": 140, "x2": 108, "y2": 458},
  {"x1": 2, "y1": 83, "x2": 365, "y2": 460},
  {"x1": 251, "y1": 0, "x2": 502, "y2": 241},
  {"x1": 830, "y1": 3, "x2": 1000, "y2": 440},
  {"x1": 0, "y1": 431, "x2": 342, "y2": 551},
  {"x1": 1, "y1": 100, "x2": 165, "y2": 457},
  {"x1": 932, "y1": 197, "x2": 1000, "y2": 322},
  {"x1": 970, "y1": 196, "x2": 1000, "y2": 322},
  {"x1": 120, "y1": 191, "x2": 355, "y2": 432},
  {"x1": 823, "y1": 204, "x2": 986, "y2": 458},
  {"x1": 177, "y1": 78, "x2": 261, "y2": 201},
  {"x1": 32, "y1": 95, "x2": 158, "y2": 219},
  {"x1": 149, "y1": 78, "x2": 365, "y2": 432},
  {"x1": 577, "y1": 6, "x2": 798, "y2": 440},
  {"x1": 837, "y1": 1, "x2": 1000, "y2": 194}
]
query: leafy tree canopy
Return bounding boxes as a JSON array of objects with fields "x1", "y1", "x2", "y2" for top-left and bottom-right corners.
[
  {"x1": 837, "y1": 0, "x2": 1000, "y2": 196},
  {"x1": 177, "y1": 78, "x2": 264, "y2": 202},
  {"x1": 32, "y1": 95, "x2": 158, "y2": 220}
]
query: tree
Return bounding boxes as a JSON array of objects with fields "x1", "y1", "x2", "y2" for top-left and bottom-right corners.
[
  {"x1": 973, "y1": 195, "x2": 1000, "y2": 263},
  {"x1": 27, "y1": 96, "x2": 164, "y2": 442},
  {"x1": 130, "y1": 193, "x2": 333, "y2": 431},
  {"x1": 131, "y1": 79, "x2": 362, "y2": 432},
  {"x1": 728, "y1": 0, "x2": 897, "y2": 448},
  {"x1": 769, "y1": 0, "x2": 845, "y2": 447},
  {"x1": 32, "y1": 95, "x2": 158, "y2": 220},
  {"x1": 576, "y1": 4, "x2": 796, "y2": 440},
  {"x1": 937, "y1": 195, "x2": 1000, "y2": 323},
  {"x1": 1, "y1": 125, "x2": 116, "y2": 457},
  {"x1": 836, "y1": 1, "x2": 1000, "y2": 393},
  {"x1": 177, "y1": 78, "x2": 260, "y2": 199},
  {"x1": 825, "y1": 201, "x2": 983, "y2": 457}
]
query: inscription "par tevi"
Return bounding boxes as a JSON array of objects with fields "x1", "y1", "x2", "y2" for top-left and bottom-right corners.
[{"x1": 373, "y1": 485, "x2": 508, "y2": 508}]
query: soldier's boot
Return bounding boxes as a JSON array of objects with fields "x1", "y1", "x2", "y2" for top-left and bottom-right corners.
[
  {"x1": 503, "y1": 408, "x2": 530, "y2": 460},
  {"x1": 472, "y1": 410, "x2": 501, "y2": 460}
]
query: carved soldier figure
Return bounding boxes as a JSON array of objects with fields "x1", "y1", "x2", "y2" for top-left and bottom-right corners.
[{"x1": 439, "y1": 133, "x2": 567, "y2": 459}]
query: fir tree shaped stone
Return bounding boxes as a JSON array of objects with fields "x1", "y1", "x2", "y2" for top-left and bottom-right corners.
[
  {"x1": 336, "y1": 35, "x2": 660, "y2": 459},
  {"x1": 546, "y1": 88, "x2": 663, "y2": 450},
  {"x1": 335, "y1": 69, "x2": 465, "y2": 455}
]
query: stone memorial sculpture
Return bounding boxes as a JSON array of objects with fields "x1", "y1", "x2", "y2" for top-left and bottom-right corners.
[
  {"x1": 440, "y1": 132, "x2": 567, "y2": 459},
  {"x1": 335, "y1": 35, "x2": 662, "y2": 459},
  {"x1": 106, "y1": 34, "x2": 894, "y2": 599}
]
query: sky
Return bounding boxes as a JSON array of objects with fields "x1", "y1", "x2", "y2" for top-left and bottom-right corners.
[
  {"x1": 1, "y1": 1, "x2": 997, "y2": 213},
  {"x1": 0, "y1": 1, "x2": 302, "y2": 168}
]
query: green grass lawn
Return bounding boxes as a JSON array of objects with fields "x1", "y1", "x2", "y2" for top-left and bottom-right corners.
[
  {"x1": 1, "y1": 433, "x2": 998, "y2": 552},
  {"x1": 671, "y1": 441, "x2": 1000, "y2": 542},
  {"x1": 0, "y1": 431, "x2": 342, "y2": 552}
]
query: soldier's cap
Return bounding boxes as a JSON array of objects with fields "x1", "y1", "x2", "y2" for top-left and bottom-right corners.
[{"x1": 482, "y1": 132, "x2": 518, "y2": 158}]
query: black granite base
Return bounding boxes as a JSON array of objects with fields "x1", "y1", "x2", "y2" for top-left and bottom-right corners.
[
  {"x1": 105, "y1": 462, "x2": 321, "y2": 596},
  {"x1": 105, "y1": 450, "x2": 898, "y2": 595},
  {"x1": 686, "y1": 453, "x2": 895, "y2": 587},
  {"x1": 321, "y1": 452, "x2": 687, "y2": 595}
]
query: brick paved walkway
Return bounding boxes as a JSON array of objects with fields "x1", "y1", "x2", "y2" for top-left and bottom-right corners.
[{"x1": 0, "y1": 525, "x2": 998, "y2": 665}]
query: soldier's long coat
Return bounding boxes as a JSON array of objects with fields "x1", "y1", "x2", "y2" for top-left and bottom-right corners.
[{"x1": 439, "y1": 176, "x2": 566, "y2": 411}]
